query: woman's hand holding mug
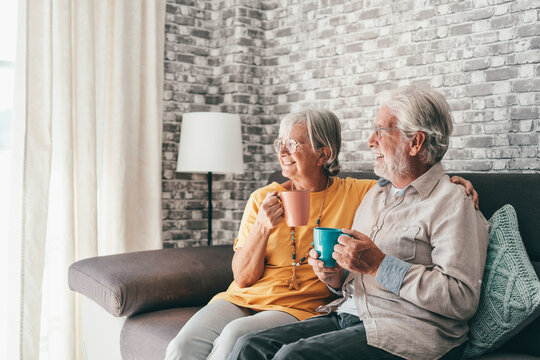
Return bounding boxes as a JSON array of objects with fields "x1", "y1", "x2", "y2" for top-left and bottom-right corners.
[
  {"x1": 255, "y1": 191, "x2": 284, "y2": 232},
  {"x1": 308, "y1": 248, "x2": 345, "y2": 290}
]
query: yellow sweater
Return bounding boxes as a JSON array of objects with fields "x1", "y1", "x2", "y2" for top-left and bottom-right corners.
[{"x1": 212, "y1": 177, "x2": 376, "y2": 320}]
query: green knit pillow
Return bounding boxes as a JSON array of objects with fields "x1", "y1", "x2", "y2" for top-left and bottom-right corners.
[{"x1": 463, "y1": 204, "x2": 540, "y2": 358}]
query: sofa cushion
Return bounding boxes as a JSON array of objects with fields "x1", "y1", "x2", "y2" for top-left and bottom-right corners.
[
  {"x1": 121, "y1": 307, "x2": 201, "y2": 360},
  {"x1": 463, "y1": 204, "x2": 540, "y2": 359}
]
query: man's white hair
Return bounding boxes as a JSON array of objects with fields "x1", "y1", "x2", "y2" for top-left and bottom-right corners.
[{"x1": 376, "y1": 86, "x2": 454, "y2": 165}]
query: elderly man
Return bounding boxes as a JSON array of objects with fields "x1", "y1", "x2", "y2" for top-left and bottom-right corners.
[{"x1": 229, "y1": 86, "x2": 489, "y2": 360}]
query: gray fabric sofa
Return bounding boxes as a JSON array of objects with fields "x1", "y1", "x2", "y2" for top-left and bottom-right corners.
[{"x1": 69, "y1": 171, "x2": 540, "y2": 360}]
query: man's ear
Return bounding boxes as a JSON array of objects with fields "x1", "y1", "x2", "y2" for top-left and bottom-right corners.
[{"x1": 409, "y1": 131, "x2": 426, "y2": 156}]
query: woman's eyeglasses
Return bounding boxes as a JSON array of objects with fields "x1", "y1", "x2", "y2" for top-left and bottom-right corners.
[{"x1": 274, "y1": 138, "x2": 299, "y2": 154}]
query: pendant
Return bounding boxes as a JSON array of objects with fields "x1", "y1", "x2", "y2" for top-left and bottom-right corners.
[{"x1": 287, "y1": 265, "x2": 301, "y2": 290}]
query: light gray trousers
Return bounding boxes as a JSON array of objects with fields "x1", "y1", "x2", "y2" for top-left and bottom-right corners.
[{"x1": 164, "y1": 299, "x2": 298, "y2": 360}]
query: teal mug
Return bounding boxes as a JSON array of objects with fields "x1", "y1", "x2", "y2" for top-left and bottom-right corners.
[{"x1": 313, "y1": 227, "x2": 349, "y2": 267}]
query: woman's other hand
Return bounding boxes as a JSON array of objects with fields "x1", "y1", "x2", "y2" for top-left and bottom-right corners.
[
  {"x1": 308, "y1": 248, "x2": 345, "y2": 290},
  {"x1": 450, "y1": 176, "x2": 479, "y2": 210}
]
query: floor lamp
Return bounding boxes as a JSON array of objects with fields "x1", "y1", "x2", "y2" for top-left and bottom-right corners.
[{"x1": 176, "y1": 112, "x2": 244, "y2": 246}]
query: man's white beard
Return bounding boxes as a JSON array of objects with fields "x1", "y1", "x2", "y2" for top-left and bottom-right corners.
[{"x1": 374, "y1": 142, "x2": 412, "y2": 183}]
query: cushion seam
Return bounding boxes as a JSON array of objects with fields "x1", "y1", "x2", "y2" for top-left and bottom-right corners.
[{"x1": 70, "y1": 266, "x2": 123, "y2": 315}]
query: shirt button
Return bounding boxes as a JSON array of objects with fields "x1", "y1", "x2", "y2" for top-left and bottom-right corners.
[
  {"x1": 373, "y1": 225, "x2": 378, "y2": 231},
  {"x1": 402, "y1": 226, "x2": 408, "y2": 231}
]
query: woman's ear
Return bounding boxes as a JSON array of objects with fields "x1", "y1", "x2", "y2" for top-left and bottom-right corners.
[
  {"x1": 409, "y1": 131, "x2": 426, "y2": 156},
  {"x1": 318, "y1": 147, "x2": 330, "y2": 166}
]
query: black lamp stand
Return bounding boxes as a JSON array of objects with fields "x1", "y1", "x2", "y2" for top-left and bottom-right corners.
[{"x1": 207, "y1": 171, "x2": 213, "y2": 246}]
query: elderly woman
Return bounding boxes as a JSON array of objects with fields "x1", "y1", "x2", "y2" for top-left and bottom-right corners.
[{"x1": 165, "y1": 109, "x2": 476, "y2": 360}]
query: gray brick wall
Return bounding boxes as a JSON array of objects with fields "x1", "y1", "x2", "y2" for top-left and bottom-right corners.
[
  {"x1": 163, "y1": 0, "x2": 539, "y2": 247},
  {"x1": 163, "y1": 0, "x2": 276, "y2": 247}
]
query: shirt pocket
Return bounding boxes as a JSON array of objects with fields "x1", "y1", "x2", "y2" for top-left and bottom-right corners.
[{"x1": 384, "y1": 224, "x2": 421, "y2": 261}]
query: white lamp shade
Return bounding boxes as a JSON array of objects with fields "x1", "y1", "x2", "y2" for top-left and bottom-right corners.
[{"x1": 176, "y1": 112, "x2": 244, "y2": 174}]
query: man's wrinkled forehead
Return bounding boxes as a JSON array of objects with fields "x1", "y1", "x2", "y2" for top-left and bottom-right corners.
[{"x1": 375, "y1": 106, "x2": 398, "y2": 127}]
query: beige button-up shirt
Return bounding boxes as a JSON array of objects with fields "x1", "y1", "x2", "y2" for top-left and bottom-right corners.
[{"x1": 320, "y1": 162, "x2": 489, "y2": 360}]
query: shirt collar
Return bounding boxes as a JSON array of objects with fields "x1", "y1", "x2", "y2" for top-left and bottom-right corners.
[
  {"x1": 409, "y1": 162, "x2": 445, "y2": 199},
  {"x1": 376, "y1": 162, "x2": 445, "y2": 200},
  {"x1": 377, "y1": 178, "x2": 410, "y2": 197}
]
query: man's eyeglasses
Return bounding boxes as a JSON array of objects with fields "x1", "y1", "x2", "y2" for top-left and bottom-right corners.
[
  {"x1": 372, "y1": 125, "x2": 401, "y2": 139},
  {"x1": 274, "y1": 138, "x2": 299, "y2": 154}
]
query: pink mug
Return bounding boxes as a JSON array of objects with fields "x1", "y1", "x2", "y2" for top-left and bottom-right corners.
[{"x1": 280, "y1": 190, "x2": 310, "y2": 227}]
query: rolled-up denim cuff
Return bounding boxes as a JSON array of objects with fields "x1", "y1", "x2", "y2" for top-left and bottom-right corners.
[{"x1": 375, "y1": 255, "x2": 411, "y2": 295}]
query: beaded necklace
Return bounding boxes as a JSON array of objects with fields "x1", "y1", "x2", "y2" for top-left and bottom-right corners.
[{"x1": 287, "y1": 176, "x2": 330, "y2": 290}]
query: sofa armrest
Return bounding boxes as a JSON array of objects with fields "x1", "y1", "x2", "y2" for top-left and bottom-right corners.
[{"x1": 68, "y1": 245, "x2": 234, "y2": 317}]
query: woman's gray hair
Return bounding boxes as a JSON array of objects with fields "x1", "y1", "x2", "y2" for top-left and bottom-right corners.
[
  {"x1": 376, "y1": 86, "x2": 453, "y2": 165},
  {"x1": 279, "y1": 109, "x2": 341, "y2": 176}
]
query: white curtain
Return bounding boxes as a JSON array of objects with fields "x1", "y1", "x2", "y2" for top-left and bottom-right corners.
[{"x1": 8, "y1": 1, "x2": 165, "y2": 359}]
